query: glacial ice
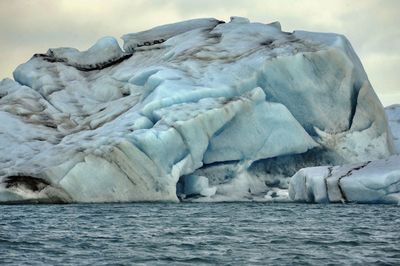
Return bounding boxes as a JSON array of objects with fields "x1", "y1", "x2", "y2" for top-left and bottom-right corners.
[{"x1": 0, "y1": 17, "x2": 395, "y2": 203}]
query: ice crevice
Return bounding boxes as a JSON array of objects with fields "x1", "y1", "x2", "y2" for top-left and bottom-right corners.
[
  {"x1": 337, "y1": 161, "x2": 371, "y2": 202},
  {"x1": 348, "y1": 82, "x2": 361, "y2": 130}
]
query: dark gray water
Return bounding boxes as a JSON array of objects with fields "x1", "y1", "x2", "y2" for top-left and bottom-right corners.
[{"x1": 0, "y1": 203, "x2": 399, "y2": 265}]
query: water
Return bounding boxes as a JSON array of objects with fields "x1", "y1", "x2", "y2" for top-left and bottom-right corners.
[{"x1": 0, "y1": 203, "x2": 399, "y2": 265}]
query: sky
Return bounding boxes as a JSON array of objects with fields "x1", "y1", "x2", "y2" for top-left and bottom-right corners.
[{"x1": 0, "y1": 0, "x2": 398, "y2": 106}]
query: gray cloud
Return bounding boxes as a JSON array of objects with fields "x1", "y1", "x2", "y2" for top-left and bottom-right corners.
[{"x1": 0, "y1": 0, "x2": 398, "y2": 105}]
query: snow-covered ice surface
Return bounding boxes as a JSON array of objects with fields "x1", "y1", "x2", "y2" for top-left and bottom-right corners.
[{"x1": 0, "y1": 17, "x2": 395, "y2": 203}]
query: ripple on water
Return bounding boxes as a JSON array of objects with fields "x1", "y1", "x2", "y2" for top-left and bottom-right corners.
[{"x1": 0, "y1": 203, "x2": 399, "y2": 265}]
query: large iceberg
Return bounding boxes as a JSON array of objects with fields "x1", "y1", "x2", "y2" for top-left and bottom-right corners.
[{"x1": 0, "y1": 17, "x2": 395, "y2": 203}]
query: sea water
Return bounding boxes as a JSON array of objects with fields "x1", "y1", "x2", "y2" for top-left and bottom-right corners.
[{"x1": 1, "y1": 203, "x2": 399, "y2": 265}]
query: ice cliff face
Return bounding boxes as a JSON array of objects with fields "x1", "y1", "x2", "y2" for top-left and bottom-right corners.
[
  {"x1": 0, "y1": 17, "x2": 394, "y2": 203},
  {"x1": 385, "y1": 105, "x2": 400, "y2": 153}
]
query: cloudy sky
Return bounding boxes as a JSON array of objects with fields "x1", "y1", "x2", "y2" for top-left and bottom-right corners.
[{"x1": 0, "y1": 0, "x2": 398, "y2": 105}]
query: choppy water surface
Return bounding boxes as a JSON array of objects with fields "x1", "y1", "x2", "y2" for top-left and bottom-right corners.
[{"x1": 0, "y1": 203, "x2": 399, "y2": 265}]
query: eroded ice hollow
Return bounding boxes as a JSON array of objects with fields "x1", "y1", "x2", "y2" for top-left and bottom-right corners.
[{"x1": 0, "y1": 17, "x2": 396, "y2": 203}]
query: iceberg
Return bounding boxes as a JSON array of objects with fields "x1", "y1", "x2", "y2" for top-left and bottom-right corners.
[{"x1": 0, "y1": 17, "x2": 395, "y2": 203}]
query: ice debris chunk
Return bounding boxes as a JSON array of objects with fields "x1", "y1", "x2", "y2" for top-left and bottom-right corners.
[
  {"x1": 289, "y1": 155, "x2": 400, "y2": 204},
  {"x1": 0, "y1": 17, "x2": 395, "y2": 203}
]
